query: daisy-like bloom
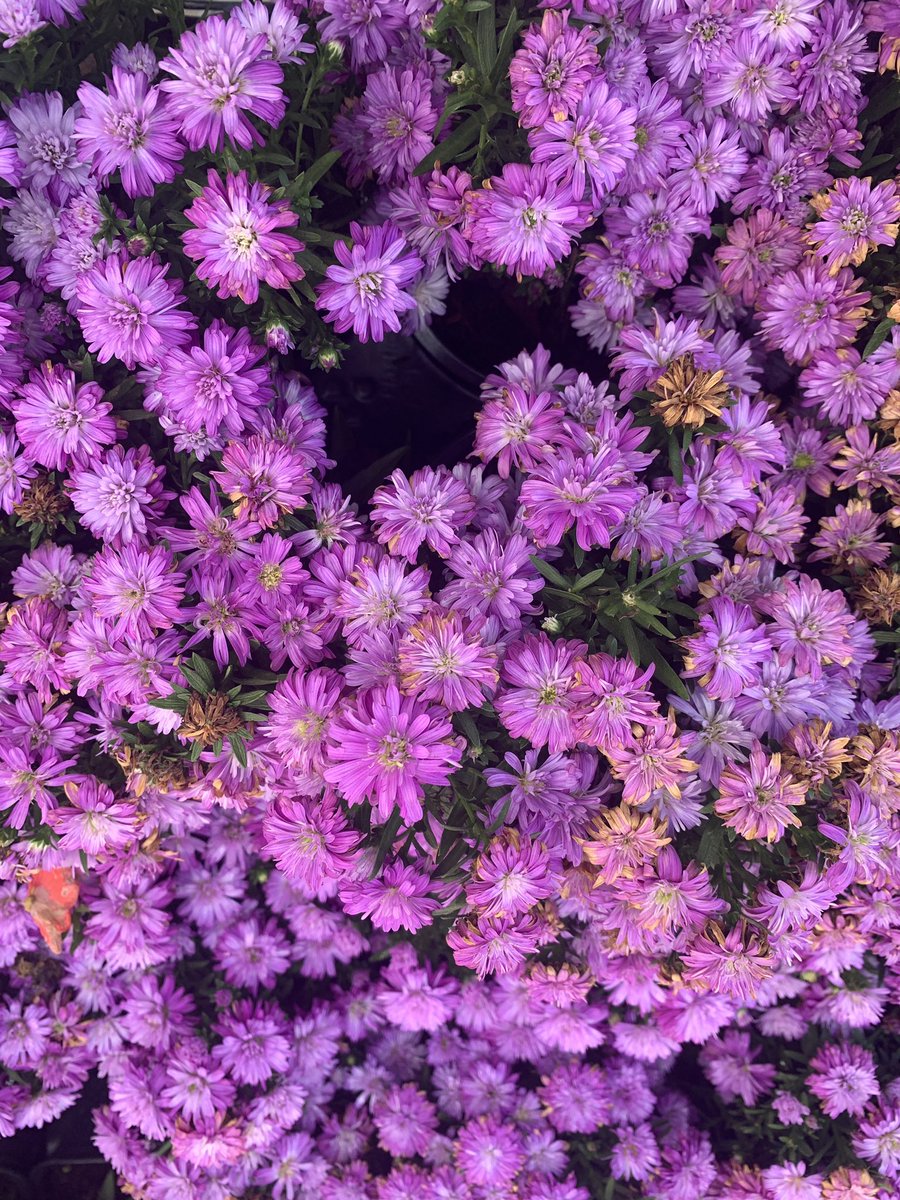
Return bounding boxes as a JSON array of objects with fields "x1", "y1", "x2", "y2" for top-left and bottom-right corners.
[
  {"x1": 0, "y1": 427, "x2": 36, "y2": 513},
  {"x1": 800, "y1": 346, "x2": 895, "y2": 426},
  {"x1": 340, "y1": 860, "x2": 437, "y2": 934},
  {"x1": 605, "y1": 187, "x2": 709, "y2": 289},
  {"x1": 440, "y1": 529, "x2": 542, "y2": 630},
  {"x1": 611, "y1": 1123, "x2": 660, "y2": 1183},
  {"x1": 370, "y1": 466, "x2": 475, "y2": 561},
  {"x1": 683, "y1": 925, "x2": 774, "y2": 1004},
  {"x1": 317, "y1": 221, "x2": 423, "y2": 343},
  {"x1": 467, "y1": 163, "x2": 586, "y2": 279},
  {"x1": 262, "y1": 793, "x2": 361, "y2": 892},
  {"x1": 156, "y1": 320, "x2": 272, "y2": 438},
  {"x1": 682, "y1": 597, "x2": 769, "y2": 701},
  {"x1": 12, "y1": 363, "x2": 116, "y2": 471},
  {"x1": 519, "y1": 445, "x2": 642, "y2": 552},
  {"x1": 324, "y1": 682, "x2": 463, "y2": 824},
  {"x1": 212, "y1": 433, "x2": 312, "y2": 529},
  {"x1": 811, "y1": 500, "x2": 889, "y2": 571},
  {"x1": 715, "y1": 209, "x2": 805, "y2": 305},
  {"x1": 74, "y1": 67, "x2": 183, "y2": 197},
  {"x1": 494, "y1": 633, "x2": 585, "y2": 753},
  {"x1": 667, "y1": 117, "x2": 749, "y2": 213},
  {"x1": 47, "y1": 777, "x2": 137, "y2": 855},
  {"x1": 183, "y1": 573, "x2": 264, "y2": 668},
  {"x1": 822, "y1": 1167, "x2": 880, "y2": 1200},
  {"x1": 8, "y1": 91, "x2": 89, "y2": 201},
  {"x1": 262, "y1": 667, "x2": 341, "y2": 774},
  {"x1": 159, "y1": 15, "x2": 285, "y2": 151},
  {"x1": 83, "y1": 544, "x2": 185, "y2": 638},
  {"x1": 704, "y1": 33, "x2": 793, "y2": 122},
  {"x1": 233, "y1": 0, "x2": 313, "y2": 63},
  {"x1": 528, "y1": 77, "x2": 636, "y2": 208},
  {"x1": 337, "y1": 554, "x2": 430, "y2": 647},
  {"x1": 466, "y1": 831, "x2": 559, "y2": 918},
  {"x1": 0, "y1": 599, "x2": 72, "y2": 702},
  {"x1": 747, "y1": 862, "x2": 836, "y2": 936},
  {"x1": 808, "y1": 176, "x2": 900, "y2": 271},
  {"x1": 474, "y1": 383, "x2": 567, "y2": 478},
  {"x1": 619, "y1": 846, "x2": 725, "y2": 935},
  {"x1": 758, "y1": 262, "x2": 870, "y2": 366},
  {"x1": 807, "y1": 1043, "x2": 880, "y2": 1118},
  {"x1": 68, "y1": 445, "x2": 170, "y2": 548},
  {"x1": 447, "y1": 913, "x2": 541, "y2": 978},
  {"x1": 605, "y1": 715, "x2": 697, "y2": 806},
  {"x1": 580, "y1": 806, "x2": 669, "y2": 884},
  {"x1": 359, "y1": 65, "x2": 438, "y2": 185},
  {"x1": 649, "y1": 354, "x2": 730, "y2": 429},
  {"x1": 573, "y1": 654, "x2": 658, "y2": 752},
  {"x1": 0, "y1": 119, "x2": 22, "y2": 186},
  {"x1": 763, "y1": 1162, "x2": 824, "y2": 1200},
  {"x1": 318, "y1": 0, "x2": 406, "y2": 69},
  {"x1": 0, "y1": 745, "x2": 75, "y2": 826},
  {"x1": 239, "y1": 533, "x2": 308, "y2": 606},
  {"x1": 183, "y1": 170, "x2": 304, "y2": 305},
  {"x1": 715, "y1": 742, "x2": 806, "y2": 843},
  {"x1": 508, "y1": 10, "x2": 599, "y2": 129},
  {"x1": 398, "y1": 609, "x2": 498, "y2": 712},
  {"x1": 766, "y1": 576, "x2": 855, "y2": 678},
  {"x1": 75, "y1": 254, "x2": 195, "y2": 369}
]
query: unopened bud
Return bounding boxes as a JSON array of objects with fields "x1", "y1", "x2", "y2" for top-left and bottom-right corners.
[
  {"x1": 127, "y1": 233, "x2": 152, "y2": 258},
  {"x1": 265, "y1": 321, "x2": 294, "y2": 355}
]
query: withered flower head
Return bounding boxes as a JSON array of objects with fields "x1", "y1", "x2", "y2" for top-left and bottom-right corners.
[
  {"x1": 180, "y1": 692, "x2": 245, "y2": 748},
  {"x1": 877, "y1": 390, "x2": 900, "y2": 441},
  {"x1": 649, "y1": 355, "x2": 730, "y2": 429},
  {"x1": 14, "y1": 475, "x2": 70, "y2": 529},
  {"x1": 855, "y1": 568, "x2": 900, "y2": 626}
]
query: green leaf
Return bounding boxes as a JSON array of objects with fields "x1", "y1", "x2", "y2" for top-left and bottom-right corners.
[
  {"x1": 631, "y1": 627, "x2": 690, "y2": 699},
  {"x1": 295, "y1": 147, "x2": 343, "y2": 195},
  {"x1": 862, "y1": 317, "x2": 896, "y2": 359},
  {"x1": 181, "y1": 655, "x2": 216, "y2": 694},
  {"x1": 414, "y1": 111, "x2": 485, "y2": 176},
  {"x1": 149, "y1": 692, "x2": 189, "y2": 711},
  {"x1": 228, "y1": 734, "x2": 248, "y2": 769},
  {"x1": 571, "y1": 567, "x2": 607, "y2": 593},
  {"x1": 530, "y1": 555, "x2": 570, "y2": 590},
  {"x1": 372, "y1": 805, "x2": 404, "y2": 876},
  {"x1": 475, "y1": 0, "x2": 496, "y2": 77},
  {"x1": 667, "y1": 429, "x2": 684, "y2": 486},
  {"x1": 491, "y1": 5, "x2": 522, "y2": 86}
]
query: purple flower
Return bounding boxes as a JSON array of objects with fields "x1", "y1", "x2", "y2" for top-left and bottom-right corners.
[
  {"x1": 183, "y1": 170, "x2": 305, "y2": 305},
  {"x1": 157, "y1": 320, "x2": 273, "y2": 438},
  {"x1": 12, "y1": 363, "x2": 116, "y2": 471},
  {"x1": 441, "y1": 529, "x2": 542, "y2": 630},
  {"x1": 474, "y1": 383, "x2": 567, "y2": 478},
  {"x1": 48, "y1": 777, "x2": 137, "y2": 854},
  {"x1": 398, "y1": 610, "x2": 498, "y2": 712},
  {"x1": 468, "y1": 163, "x2": 586, "y2": 279},
  {"x1": 68, "y1": 445, "x2": 170, "y2": 547},
  {"x1": 0, "y1": 599, "x2": 72, "y2": 702},
  {"x1": 212, "y1": 433, "x2": 313, "y2": 528},
  {"x1": 323, "y1": 682, "x2": 464, "y2": 825},
  {"x1": 8, "y1": 91, "x2": 89, "y2": 201},
  {"x1": 341, "y1": 861, "x2": 437, "y2": 933},
  {"x1": 715, "y1": 743, "x2": 806, "y2": 843},
  {"x1": 360, "y1": 66, "x2": 438, "y2": 185},
  {"x1": 233, "y1": 0, "x2": 313, "y2": 64},
  {"x1": 75, "y1": 68, "x2": 183, "y2": 197},
  {"x1": 808, "y1": 176, "x2": 900, "y2": 271},
  {"x1": 371, "y1": 466, "x2": 475, "y2": 561},
  {"x1": 509, "y1": 10, "x2": 599, "y2": 129},
  {"x1": 263, "y1": 794, "x2": 361, "y2": 891},
  {"x1": 75, "y1": 253, "x2": 195, "y2": 369},
  {"x1": 318, "y1": 0, "x2": 407, "y2": 70},
  {"x1": 494, "y1": 633, "x2": 584, "y2": 753},
  {"x1": 0, "y1": 426, "x2": 37, "y2": 512},
  {"x1": 159, "y1": 15, "x2": 286, "y2": 151},
  {"x1": 704, "y1": 33, "x2": 794, "y2": 122},
  {"x1": 519, "y1": 445, "x2": 642, "y2": 552},
  {"x1": 0, "y1": 119, "x2": 23, "y2": 187},
  {"x1": 317, "y1": 221, "x2": 423, "y2": 343},
  {"x1": 83, "y1": 544, "x2": 185, "y2": 638},
  {"x1": 682, "y1": 598, "x2": 770, "y2": 701},
  {"x1": 528, "y1": 78, "x2": 637, "y2": 207}
]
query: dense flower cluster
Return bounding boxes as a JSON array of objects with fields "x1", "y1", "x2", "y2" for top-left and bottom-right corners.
[{"x1": 0, "y1": 0, "x2": 899, "y2": 1195}]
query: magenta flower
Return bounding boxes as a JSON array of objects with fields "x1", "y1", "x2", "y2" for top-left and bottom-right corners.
[
  {"x1": 159, "y1": 15, "x2": 285, "y2": 151},
  {"x1": 341, "y1": 861, "x2": 437, "y2": 933},
  {"x1": 808, "y1": 176, "x2": 900, "y2": 271},
  {"x1": 766, "y1": 576, "x2": 855, "y2": 678},
  {"x1": 12, "y1": 363, "x2": 116, "y2": 471},
  {"x1": 509, "y1": 10, "x2": 598, "y2": 129},
  {"x1": 519, "y1": 446, "x2": 642, "y2": 552},
  {"x1": 468, "y1": 163, "x2": 586, "y2": 278},
  {"x1": 474, "y1": 383, "x2": 567, "y2": 479},
  {"x1": 466, "y1": 832, "x2": 559, "y2": 919},
  {"x1": 262, "y1": 794, "x2": 361, "y2": 892},
  {"x1": 370, "y1": 466, "x2": 475, "y2": 561},
  {"x1": 0, "y1": 599, "x2": 72, "y2": 702},
  {"x1": 48, "y1": 777, "x2": 137, "y2": 855},
  {"x1": 440, "y1": 530, "x2": 542, "y2": 630},
  {"x1": 704, "y1": 33, "x2": 794, "y2": 122},
  {"x1": 494, "y1": 633, "x2": 585, "y2": 753},
  {"x1": 75, "y1": 253, "x2": 195, "y2": 369},
  {"x1": 157, "y1": 320, "x2": 273, "y2": 438},
  {"x1": 324, "y1": 682, "x2": 463, "y2": 824},
  {"x1": 715, "y1": 744, "x2": 806, "y2": 843},
  {"x1": 360, "y1": 66, "x2": 438, "y2": 185},
  {"x1": 183, "y1": 170, "x2": 304, "y2": 305},
  {"x1": 683, "y1": 926, "x2": 774, "y2": 1004},
  {"x1": 317, "y1": 221, "x2": 423, "y2": 343},
  {"x1": 682, "y1": 598, "x2": 770, "y2": 701},
  {"x1": 75, "y1": 67, "x2": 183, "y2": 197},
  {"x1": 447, "y1": 913, "x2": 540, "y2": 978},
  {"x1": 398, "y1": 610, "x2": 498, "y2": 712},
  {"x1": 83, "y1": 544, "x2": 185, "y2": 638},
  {"x1": 212, "y1": 433, "x2": 313, "y2": 528},
  {"x1": 758, "y1": 262, "x2": 871, "y2": 365},
  {"x1": 68, "y1": 444, "x2": 170, "y2": 548}
]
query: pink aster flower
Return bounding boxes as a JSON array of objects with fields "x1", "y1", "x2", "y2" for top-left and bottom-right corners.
[
  {"x1": 75, "y1": 67, "x2": 183, "y2": 197},
  {"x1": 12, "y1": 362, "x2": 116, "y2": 471},
  {"x1": 261, "y1": 667, "x2": 342, "y2": 777},
  {"x1": 183, "y1": 170, "x2": 304, "y2": 305},
  {"x1": 704, "y1": 33, "x2": 794, "y2": 122},
  {"x1": 0, "y1": 427, "x2": 36, "y2": 513},
  {"x1": 466, "y1": 830, "x2": 559, "y2": 919},
  {"x1": 467, "y1": 163, "x2": 586, "y2": 278},
  {"x1": 323, "y1": 682, "x2": 463, "y2": 824},
  {"x1": 156, "y1": 320, "x2": 273, "y2": 438},
  {"x1": 766, "y1": 576, "x2": 855, "y2": 678},
  {"x1": 683, "y1": 925, "x2": 774, "y2": 1004},
  {"x1": 159, "y1": 15, "x2": 285, "y2": 151},
  {"x1": 262, "y1": 793, "x2": 361, "y2": 892},
  {"x1": 48, "y1": 777, "x2": 137, "y2": 854},
  {"x1": 604, "y1": 715, "x2": 697, "y2": 806},
  {"x1": 68, "y1": 444, "x2": 170, "y2": 548},
  {"x1": 447, "y1": 913, "x2": 541, "y2": 978},
  {"x1": 474, "y1": 383, "x2": 567, "y2": 478},
  {"x1": 75, "y1": 253, "x2": 195, "y2": 369},
  {"x1": 83, "y1": 544, "x2": 185, "y2": 638},
  {"x1": 509, "y1": 10, "x2": 599, "y2": 129},
  {"x1": 440, "y1": 529, "x2": 542, "y2": 630},
  {"x1": 808, "y1": 176, "x2": 900, "y2": 271},
  {"x1": 317, "y1": 221, "x2": 423, "y2": 343},
  {"x1": 398, "y1": 610, "x2": 498, "y2": 712},
  {"x1": 359, "y1": 65, "x2": 438, "y2": 185},
  {"x1": 572, "y1": 654, "x2": 658, "y2": 752},
  {"x1": 519, "y1": 445, "x2": 642, "y2": 552},
  {"x1": 494, "y1": 633, "x2": 585, "y2": 753},
  {"x1": 682, "y1": 597, "x2": 770, "y2": 701},
  {"x1": 758, "y1": 262, "x2": 870, "y2": 365},
  {"x1": 715, "y1": 743, "x2": 806, "y2": 843},
  {"x1": 0, "y1": 599, "x2": 72, "y2": 702},
  {"x1": 371, "y1": 466, "x2": 475, "y2": 561},
  {"x1": 715, "y1": 209, "x2": 805, "y2": 305},
  {"x1": 212, "y1": 433, "x2": 312, "y2": 528},
  {"x1": 807, "y1": 1043, "x2": 880, "y2": 1118},
  {"x1": 340, "y1": 860, "x2": 437, "y2": 933}
]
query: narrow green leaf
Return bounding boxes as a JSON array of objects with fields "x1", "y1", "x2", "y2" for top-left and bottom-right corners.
[
  {"x1": 372, "y1": 806, "x2": 404, "y2": 876},
  {"x1": 475, "y1": 0, "x2": 496, "y2": 76},
  {"x1": 862, "y1": 317, "x2": 896, "y2": 359},
  {"x1": 530, "y1": 555, "x2": 570, "y2": 590},
  {"x1": 414, "y1": 111, "x2": 484, "y2": 176},
  {"x1": 228, "y1": 734, "x2": 248, "y2": 769},
  {"x1": 571, "y1": 567, "x2": 607, "y2": 593}
]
